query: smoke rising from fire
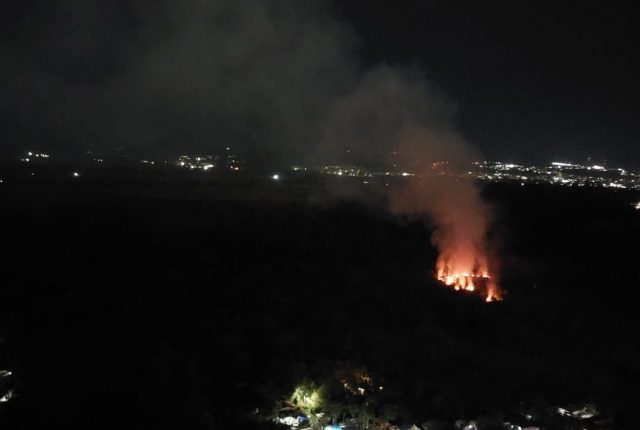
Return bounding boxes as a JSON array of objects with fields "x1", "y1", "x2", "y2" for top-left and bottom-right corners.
[
  {"x1": 393, "y1": 177, "x2": 500, "y2": 301},
  {"x1": 3, "y1": 0, "x2": 500, "y2": 298},
  {"x1": 323, "y1": 66, "x2": 501, "y2": 301}
]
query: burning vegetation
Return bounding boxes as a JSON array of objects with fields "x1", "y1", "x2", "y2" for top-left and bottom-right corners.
[
  {"x1": 431, "y1": 215, "x2": 502, "y2": 302},
  {"x1": 391, "y1": 177, "x2": 503, "y2": 303},
  {"x1": 436, "y1": 263, "x2": 501, "y2": 302}
]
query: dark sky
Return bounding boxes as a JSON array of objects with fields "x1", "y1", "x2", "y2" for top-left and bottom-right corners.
[{"x1": 1, "y1": 0, "x2": 639, "y2": 166}]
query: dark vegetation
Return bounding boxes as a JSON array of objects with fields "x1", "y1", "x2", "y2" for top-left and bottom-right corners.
[{"x1": 0, "y1": 169, "x2": 638, "y2": 429}]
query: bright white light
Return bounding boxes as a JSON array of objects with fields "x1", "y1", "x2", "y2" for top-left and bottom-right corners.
[
  {"x1": 202, "y1": 164, "x2": 213, "y2": 170},
  {"x1": 0, "y1": 389, "x2": 14, "y2": 403},
  {"x1": 272, "y1": 174, "x2": 279, "y2": 180},
  {"x1": 72, "y1": 172, "x2": 80, "y2": 177},
  {"x1": 278, "y1": 417, "x2": 299, "y2": 427},
  {"x1": 592, "y1": 165, "x2": 605, "y2": 170},
  {"x1": 635, "y1": 202, "x2": 640, "y2": 210}
]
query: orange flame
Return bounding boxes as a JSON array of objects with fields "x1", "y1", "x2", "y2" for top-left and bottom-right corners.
[{"x1": 436, "y1": 259, "x2": 501, "y2": 302}]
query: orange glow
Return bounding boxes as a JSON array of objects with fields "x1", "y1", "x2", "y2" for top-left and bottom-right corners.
[{"x1": 436, "y1": 259, "x2": 502, "y2": 302}]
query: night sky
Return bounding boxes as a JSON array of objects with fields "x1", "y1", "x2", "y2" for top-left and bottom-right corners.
[{"x1": 1, "y1": 0, "x2": 639, "y2": 166}]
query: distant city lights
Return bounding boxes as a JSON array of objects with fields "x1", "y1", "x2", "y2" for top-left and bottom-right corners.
[
  {"x1": 175, "y1": 150, "x2": 244, "y2": 171},
  {"x1": 470, "y1": 161, "x2": 639, "y2": 190},
  {"x1": 21, "y1": 151, "x2": 50, "y2": 162},
  {"x1": 9, "y1": 149, "x2": 640, "y2": 192}
]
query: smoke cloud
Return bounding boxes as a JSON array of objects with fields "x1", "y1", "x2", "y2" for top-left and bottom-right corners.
[
  {"x1": 1, "y1": 0, "x2": 357, "y2": 160},
  {"x1": 3, "y1": 0, "x2": 498, "y2": 294},
  {"x1": 320, "y1": 65, "x2": 478, "y2": 167},
  {"x1": 322, "y1": 65, "x2": 499, "y2": 298}
]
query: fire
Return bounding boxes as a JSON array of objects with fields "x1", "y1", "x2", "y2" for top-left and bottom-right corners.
[
  {"x1": 436, "y1": 260, "x2": 501, "y2": 302},
  {"x1": 387, "y1": 175, "x2": 502, "y2": 302}
]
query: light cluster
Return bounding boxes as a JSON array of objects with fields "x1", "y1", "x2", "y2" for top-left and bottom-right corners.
[{"x1": 470, "y1": 161, "x2": 640, "y2": 190}]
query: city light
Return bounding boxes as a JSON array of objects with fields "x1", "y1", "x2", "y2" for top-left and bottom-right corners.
[
  {"x1": 466, "y1": 161, "x2": 640, "y2": 190},
  {"x1": 10, "y1": 148, "x2": 640, "y2": 191}
]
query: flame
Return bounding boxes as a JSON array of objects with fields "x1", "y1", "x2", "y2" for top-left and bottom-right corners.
[{"x1": 436, "y1": 259, "x2": 502, "y2": 302}]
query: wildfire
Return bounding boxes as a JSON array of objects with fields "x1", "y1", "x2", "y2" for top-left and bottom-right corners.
[{"x1": 436, "y1": 262, "x2": 501, "y2": 302}]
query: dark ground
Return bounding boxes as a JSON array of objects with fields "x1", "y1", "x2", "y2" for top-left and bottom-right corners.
[{"x1": 0, "y1": 166, "x2": 638, "y2": 429}]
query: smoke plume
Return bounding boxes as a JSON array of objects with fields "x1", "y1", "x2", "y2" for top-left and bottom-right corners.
[
  {"x1": 3, "y1": 0, "x2": 499, "y2": 297},
  {"x1": 1, "y1": 0, "x2": 357, "y2": 161},
  {"x1": 322, "y1": 66, "x2": 500, "y2": 300}
]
